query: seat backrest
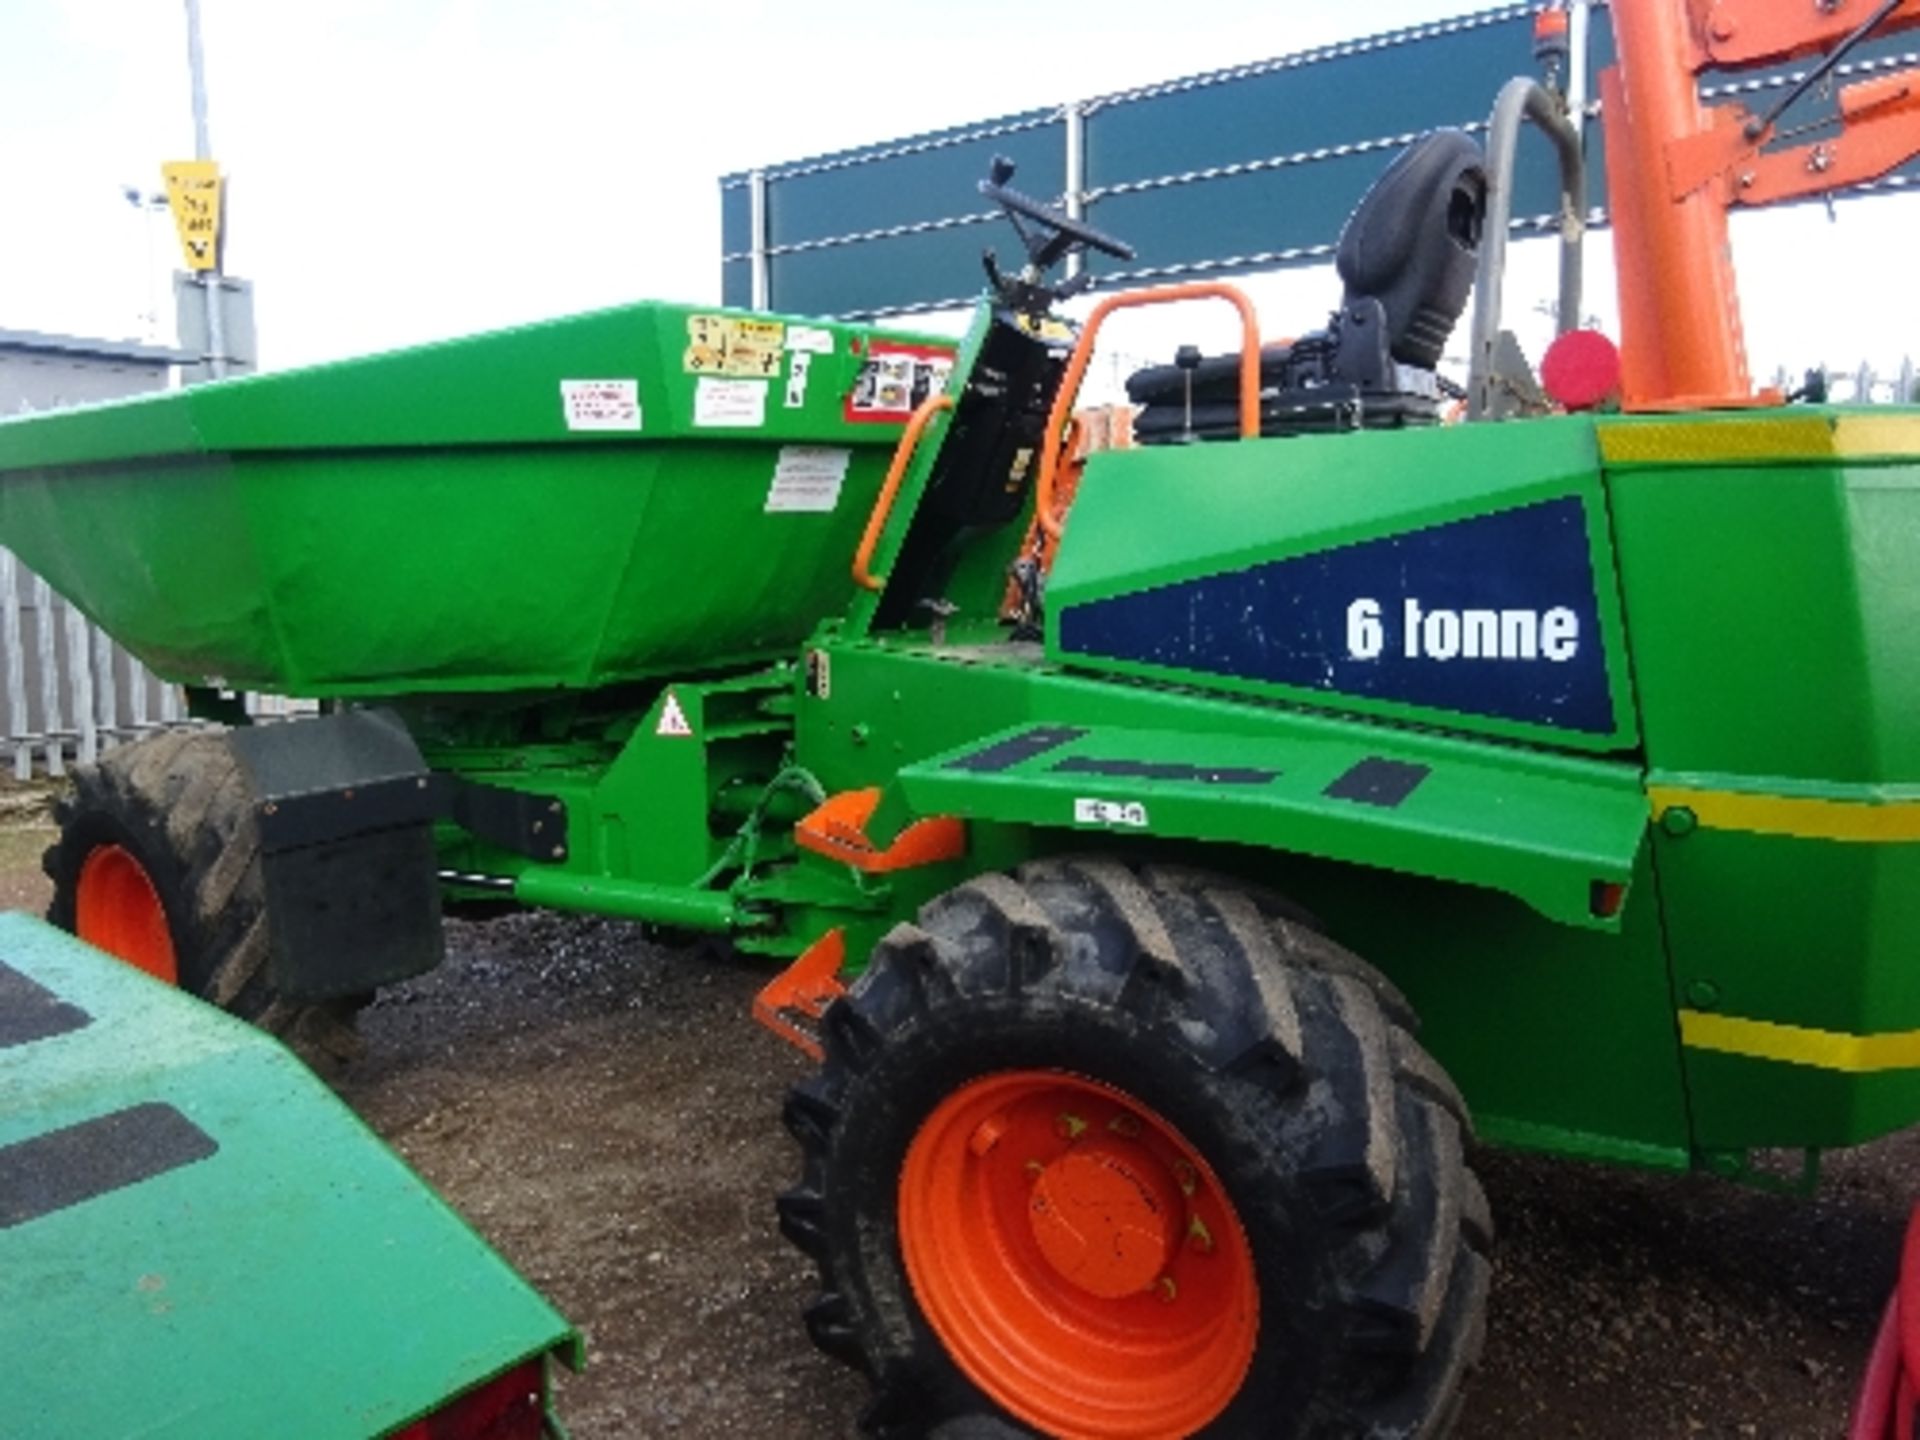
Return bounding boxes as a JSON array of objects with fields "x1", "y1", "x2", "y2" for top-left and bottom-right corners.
[{"x1": 1335, "y1": 130, "x2": 1487, "y2": 371}]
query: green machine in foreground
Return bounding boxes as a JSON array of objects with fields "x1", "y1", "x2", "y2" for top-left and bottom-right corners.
[
  {"x1": 6, "y1": 4, "x2": 1920, "y2": 1435},
  {"x1": 0, "y1": 914, "x2": 578, "y2": 1439}
]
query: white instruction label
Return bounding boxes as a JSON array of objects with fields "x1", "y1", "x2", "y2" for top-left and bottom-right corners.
[
  {"x1": 560, "y1": 379, "x2": 642, "y2": 431},
  {"x1": 785, "y1": 324, "x2": 835, "y2": 355},
  {"x1": 1074, "y1": 797, "x2": 1150, "y2": 829},
  {"x1": 766, "y1": 445, "x2": 853, "y2": 512},
  {"x1": 693, "y1": 376, "x2": 767, "y2": 428}
]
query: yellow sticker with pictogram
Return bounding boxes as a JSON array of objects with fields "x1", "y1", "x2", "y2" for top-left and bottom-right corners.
[
  {"x1": 162, "y1": 160, "x2": 223, "y2": 272},
  {"x1": 684, "y1": 314, "x2": 786, "y2": 378}
]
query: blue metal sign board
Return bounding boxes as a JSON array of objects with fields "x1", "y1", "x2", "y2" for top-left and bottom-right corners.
[{"x1": 722, "y1": 2, "x2": 1919, "y2": 319}]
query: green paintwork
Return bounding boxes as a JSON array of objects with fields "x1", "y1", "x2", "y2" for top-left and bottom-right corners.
[
  {"x1": 787, "y1": 634, "x2": 1691, "y2": 1166},
  {"x1": 897, "y1": 718, "x2": 1644, "y2": 930},
  {"x1": 1599, "y1": 417, "x2": 1920, "y2": 1150},
  {"x1": 0, "y1": 302, "x2": 946, "y2": 695},
  {"x1": 5, "y1": 267, "x2": 1920, "y2": 1184},
  {"x1": 0, "y1": 913, "x2": 578, "y2": 1439},
  {"x1": 1606, "y1": 431, "x2": 1920, "y2": 782}
]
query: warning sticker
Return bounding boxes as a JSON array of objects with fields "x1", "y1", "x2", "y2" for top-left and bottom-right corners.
[
  {"x1": 845, "y1": 341, "x2": 956, "y2": 423},
  {"x1": 684, "y1": 314, "x2": 785, "y2": 378},
  {"x1": 560, "y1": 379, "x2": 643, "y2": 431},
  {"x1": 766, "y1": 446, "x2": 852, "y2": 513},
  {"x1": 693, "y1": 377, "x2": 767, "y2": 428},
  {"x1": 656, "y1": 690, "x2": 694, "y2": 737}
]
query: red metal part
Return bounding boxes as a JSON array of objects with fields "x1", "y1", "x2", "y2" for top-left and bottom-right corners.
[
  {"x1": 752, "y1": 927, "x2": 847, "y2": 1062},
  {"x1": 794, "y1": 787, "x2": 966, "y2": 873},
  {"x1": 1848, "y1": 1201, "x2": 1920, "y2": 1437},
  {"x1": 387, "y1": 1358, "x2": 546, "y2": 1440}
]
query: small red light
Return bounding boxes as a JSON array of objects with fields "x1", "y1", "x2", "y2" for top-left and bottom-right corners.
[
  {"x1": 849, "y1": 336, "x2": 864, "y2": 354},
  {"x1": 1590, "y1": 880, "x2": 1628, "y2": 919},
  {"x1": 1534, "y1": 6, "x2": 1570, "y2": 38},
  {"x1": 388, "y1": 1359, "x2": 546, "y2": 1440},
  {"x1": 1542, "y1": 329, "x2": 1622, "y2": 412}
]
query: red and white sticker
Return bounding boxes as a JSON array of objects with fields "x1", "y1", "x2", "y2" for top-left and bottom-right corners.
[
  {"x1": 656, "y1": 690, "x2": 693, "y2": 737},
  {"x1": 844, "y1": 341, "x2": 956, "y2": 423}
]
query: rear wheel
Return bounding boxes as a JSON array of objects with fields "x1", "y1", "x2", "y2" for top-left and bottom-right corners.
[
  {"x1": 44, "y1": 729, "x2": 360, "y2": 1061},
  {"x1": 779, "y1": 857, "x2": 1490, "y2": 1438}
]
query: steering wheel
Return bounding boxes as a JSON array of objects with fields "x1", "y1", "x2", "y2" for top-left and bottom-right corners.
[{"x1": 979, "y1": 159, "x2": 1135, "y2": 267}]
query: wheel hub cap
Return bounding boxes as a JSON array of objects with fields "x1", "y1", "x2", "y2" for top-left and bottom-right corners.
[
  {"x1": 1028, "y1": 1138, "x2": 1180, "y2": 1299},
  {"x1": 899, "y1": 1069, "x2": 1258, "y2": 1439}
]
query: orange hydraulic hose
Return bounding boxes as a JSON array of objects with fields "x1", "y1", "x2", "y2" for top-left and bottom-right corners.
[
  {"x1": 1035, "y1": 283, "x2": 1259, "y2": 542},
  {"x1": 853, "y1": 393, "x2": 953, "y2": 591}
]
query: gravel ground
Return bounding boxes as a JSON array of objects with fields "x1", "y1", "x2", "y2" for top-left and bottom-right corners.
[{"x1": 4, "y1": 797, "x2": 1910, "y2": 1437}]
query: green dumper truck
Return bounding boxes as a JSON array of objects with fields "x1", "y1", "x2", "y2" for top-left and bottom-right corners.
[{"x1": 6, "y1": 4, "x2": 1920, "y2": 1434}]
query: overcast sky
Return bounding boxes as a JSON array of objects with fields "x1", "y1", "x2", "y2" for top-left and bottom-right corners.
[{"x1": 3, "y1": 0, "x2": 1915, "y2": 390}]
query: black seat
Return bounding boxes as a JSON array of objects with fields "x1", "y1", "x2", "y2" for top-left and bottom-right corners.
[{"x1": 1129, "y1": 130, "x2": 1487, "y2": 442}]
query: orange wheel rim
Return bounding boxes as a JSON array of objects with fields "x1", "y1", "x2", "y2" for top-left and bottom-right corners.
[
  {"x1": 75, "y1": 845, "x2": 178, "y2": 985},
  {"x1": 900, "y1": 1070, "x2": 1258, "y2": 1438}
]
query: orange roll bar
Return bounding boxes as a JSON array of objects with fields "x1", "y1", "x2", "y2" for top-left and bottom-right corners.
[
  {"x1": 853, "y1": 393, "x2": 954, "y2": 591},
  {"x1": 1035, "y1": 283, "x2": 1260, "y2": 542}
]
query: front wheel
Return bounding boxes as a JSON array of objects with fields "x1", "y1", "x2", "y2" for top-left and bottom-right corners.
[
  {"x1": 43, "y1": 729, "x2": 360, "y2": 1061},
  {"x1": 779, "y1": 857, "x2": 1490, "y2": 1438}
]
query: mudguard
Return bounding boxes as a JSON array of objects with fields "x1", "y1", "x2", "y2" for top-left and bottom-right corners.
[{"x1": 895, "y1": 715, "x2": 1649, "y2": 931}]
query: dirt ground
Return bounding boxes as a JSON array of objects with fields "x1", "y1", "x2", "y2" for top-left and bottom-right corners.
[{"x1": 5, "y1": 789, "x2": 1911, "y2": 1438}]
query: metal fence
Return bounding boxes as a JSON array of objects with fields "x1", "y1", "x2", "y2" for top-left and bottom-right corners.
[
  {"x1": 0, "y1": 546, "x2": 185, "y2": 779},
  {"x1": 1766, "y1": 359, "x2": 1917, "y2": 406},
  {"x1": 0, "y1": 547, "x2": 311, "y2": 781}
]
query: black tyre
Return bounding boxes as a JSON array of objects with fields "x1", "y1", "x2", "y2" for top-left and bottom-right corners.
[
  {"x1": 43, "y1": 729, "x2": 360, "y2": 1061},
  {"x1": 779, "y1": 857, "x2": 1490, "y2": 1438}
]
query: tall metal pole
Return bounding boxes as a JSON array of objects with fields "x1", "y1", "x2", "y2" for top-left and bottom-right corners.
[
  {"x1": 1062, "y1": 102, "x2": 1088, "y2": 284},
  {"x1": 184, "y1": 0, "x2": 228, "y2": 379},
  {"x1": 747, "y1": 169, "x2": 770, "y2": 311}
]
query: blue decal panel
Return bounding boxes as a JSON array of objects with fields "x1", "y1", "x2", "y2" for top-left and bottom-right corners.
[{"x1": 1056, "y1": 497, "x2": 1615, "y2": 734}]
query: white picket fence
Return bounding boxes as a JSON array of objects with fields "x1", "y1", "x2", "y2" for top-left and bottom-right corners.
[{"x1": 0, "y1": 546, "x2": 308, "y2": 781}]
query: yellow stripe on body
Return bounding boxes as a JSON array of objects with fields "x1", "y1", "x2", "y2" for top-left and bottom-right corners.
[
  {"x1": 1648, "y1": 785, "x2": 1920, "y2": 843},
  {"x1": 1679, "y1": 1010, "x2": 1920, "y2": 1074},
  {"x1": 1598, "y1": 414, "x2": 1920, "y2": 465}
]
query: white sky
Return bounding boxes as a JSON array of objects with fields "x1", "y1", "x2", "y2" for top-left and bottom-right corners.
[{"x1": 2, "y1": 0, "x2": 1915, "y2": 393}]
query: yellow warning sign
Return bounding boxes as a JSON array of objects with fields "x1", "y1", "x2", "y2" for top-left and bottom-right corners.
[
  {"x1": 162, "y1": 160, "x2": 223, "y2": 272},
  {"x1": 684, "y1": 314, "x2": 784, "y2": 378}
]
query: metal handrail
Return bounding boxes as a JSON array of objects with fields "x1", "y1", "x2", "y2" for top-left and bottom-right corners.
[
  {"x1": 1035, "y1": 282, "x2": 1260, "y2": 540},
  {"x1": 852, "y1": 394, "x2": 954, "y2": 591}
]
